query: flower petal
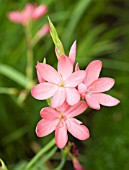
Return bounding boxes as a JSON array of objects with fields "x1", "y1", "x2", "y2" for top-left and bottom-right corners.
[
  {"x1": 51, "y1": 88, "x2": 66, "y2": 108},
  {"x1": 8, "y1": 12, "x2": 24, "y2": 24},
  {"x1": 66, "y1": 88, "x2": 80, "y2": 105},
  {"x1": 23, "y1": 3, "x2": 34, "y2": 18},
  {"x1": 56, "y1": 102, "x2": 70, "y2": 113},
  {"x1": 85, "y1": 94, "x2": 100, "y2": 110},
  {"x1": 40, "y1": 107, "x2": 59, "y2": 120},
  {"x1": 37, "y1": 24, "x2": 50, "y2": 38},
  {"x1": 73, "y1": 158, "x2": 85, "y2": 170},
  {"x1": 55, "y1": 121, "x2": 68, "y2": 149},
  {"x1": 32, "y1": 5, "x2": 47, "y2": 20},
  {"x1": 93, "y1": 93, "x2": 120, "y2": 106},
  {"x1": 31, "y1": 82, "x2": 57, "y2": 100},
  {"x1": 37, "y1": 69, "x2": 45, "y2": 83},
  {"x1": 84, "y1": 60, "x2": 102, "y2": 87},
  {"x1": 36, "y1": 119, "x2": 57, "y2": 137},
  {"x1": 58, "y1": 56, "x2": 73, "y2": 81},
  {"x1": 89, "y1": 78, "x2": 115, "y2": 92},
  {"x1": 36, "y1": 63, "x2": 61, "y2": 84},
  {"x1": 65, "y1": 101, "x2": 88, "y2": 117},
  {"x1": 78, "y1": 83, "x2": 86, "y2": 97},
  {"x1": 69, "y1": 40, "x2": 76, "y2": 64},
  {"x1": 65, "y1": 71, "x2": 86, "y2": 87},
  {"x1": 67, "y1": 118, "x2": 90, "y2": 140},
  {"x1": 75, "y1": 63, "x2": 80, "y2": 71}
]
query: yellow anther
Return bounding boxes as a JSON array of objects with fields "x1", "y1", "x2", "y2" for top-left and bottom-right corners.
[{"x1": 59, "y1": 82, "x2": 65, "y2": 87}]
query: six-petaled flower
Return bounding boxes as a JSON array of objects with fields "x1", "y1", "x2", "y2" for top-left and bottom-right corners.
[
  {"x1": 8, "y1": 3, "x2": 47, "y2": 25},
  {"x1": 31, "y1": 56, "x2": 86, "y2": 107},
  {"x1": 78, "y1": 60, "x2": 120, "y2": 110},
  {"x1": 36, "y1": 101, "x2": 89, "y2": 148}
]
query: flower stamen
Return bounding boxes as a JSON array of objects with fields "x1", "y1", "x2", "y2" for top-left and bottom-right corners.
[
  {"x1": 59, "y1": 82, "x2": 65, "y2": 87},
  {"x1": 56, "y1": 113, "x2": 65, "y2": 128}
]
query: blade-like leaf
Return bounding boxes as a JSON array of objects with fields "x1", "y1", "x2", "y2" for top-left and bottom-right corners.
[
  {"x1": 63, "y1": 0, "x2": 92, "y2": 47},
  {"x1": 0, "y1": 87, "x2": 18, "y2": 95},
  {"x1": 0, "y1": 64, "x2": 29, "y2": 89}
]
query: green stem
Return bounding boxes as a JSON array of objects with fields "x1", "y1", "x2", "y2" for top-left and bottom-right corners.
[
  {"x1": 25, "y1": 138, "x2": 55, "y2": 170},
  {"x1": 31, "y1": 146, "x2": 57, "y2": 170},
  {"x1": 24, "y1": 23, "x2": 33, "y2": 89},
  {"x1": 54, "y1": 150, "x2": 66, "y2": 170}
]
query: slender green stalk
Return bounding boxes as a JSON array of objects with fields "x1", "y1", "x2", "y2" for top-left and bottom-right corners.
[
  {"x1": 54, "y1": 150, "x2": 66, "y2": 170},
  {"x1": 25, "y1": 138, "x2": 55, "y2": 170},
  {"x1": 24, "y1": 23, "x2": 34, "y2": 89},
  {"x1": 31, "y1": 146, "x2": 57, "y2": 170}
]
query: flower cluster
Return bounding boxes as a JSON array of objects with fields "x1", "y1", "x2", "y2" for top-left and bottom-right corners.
[
  {"x1": 8, "y1": 3, "x2": 49, "y2": 38},
  {"x1": 8, "y1": 3, "x2": 47, "y2": 25},
  {"x1": 31, "y1": 41, "x2": 120, "y2": 149}
]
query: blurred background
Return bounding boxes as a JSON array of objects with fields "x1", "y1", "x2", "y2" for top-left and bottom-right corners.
[{"x1": 0, "y1": 0, "x2": 129, "y2": 169}]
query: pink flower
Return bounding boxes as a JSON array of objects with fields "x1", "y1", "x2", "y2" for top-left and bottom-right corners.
[
  {"x1": 36, "y1": 68, "x2": 45, "y2": 83},
  {"x1": 73, "y1": 158, "x2": 85, "y2": 170},
  {"x1": 36, "y1": 101, "x2": 89, "y2": 148},
  {"x1": 69, "y1": 40, "x2": 76, "y2": 64},
  {"x1": 8, "y1": 3, "x2": 47, "y2": 25},
  {"x1": 75, "y1": 63, "x2": 80, "y2": 71},
  {"x1": 31, "y1": 56, "x2": 86, "y2": 107},
  {"x1": 78, "y1": 60, "x2": 120, "y2": 110},
  {"x1": 55, "y1": 41, "x2": 76, "y2": 64},
  {"x1": 37, "y1": 24, "x2": 50, "y2": 38}
]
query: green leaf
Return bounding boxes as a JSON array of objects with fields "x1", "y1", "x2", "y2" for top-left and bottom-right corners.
[
  {"x1": 0, "y1": 159, "x2": 8, "y2": 170},
  {"x1": 48, "y1": 17, "x2": 65, "y2": 55},
  {"x1": 0, "y1": 87, "x2": 18, "y2": 95},
  {"x1": 102, "y1": 59, "x2": 129, "y2": 72},
  {"x1": 63, "y1": 0, "x2": 92, "y2": 47},
  {"x1": 0, "y1": 64, "x2": 27, "y2": 88},
  {"x1": 2, "y1": 126, "x2": 28, "y2": 145},
  {"x1": 13, "y1": 160, "x2": 27, "y2": 170}
]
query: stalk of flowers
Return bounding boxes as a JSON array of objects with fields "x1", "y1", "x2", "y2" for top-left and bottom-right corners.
[
  {"x1": 7, "y1": 3, "x2": 50, "y2": 104},
  {"x1": 32, "y1": 18, "x2": 120, "y2": 146},
  {"x1": 31, "y1": 20, "x2": 91, "y2": 149},
  {"x1": 30, "y1": 18, "x2": 120, "y2": 169}
]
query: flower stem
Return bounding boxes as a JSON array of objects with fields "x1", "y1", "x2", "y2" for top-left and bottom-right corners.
[
  {"x1": 31, "y1": 146, "x2": 57, "y2": 170},
  {"x1": 25, "y1": 138, "x2": 55, "y2": 170},
  {"x1": 24, "y1": 23, "x2": 34, "y2": 89},
  {"x1": 54, "y1": 150, "x2": 66, "y2": 170}
]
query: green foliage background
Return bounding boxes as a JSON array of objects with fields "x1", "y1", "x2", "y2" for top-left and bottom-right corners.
[{"x1": 0, "y1": 0, "x2": 129, "y2": 169}]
